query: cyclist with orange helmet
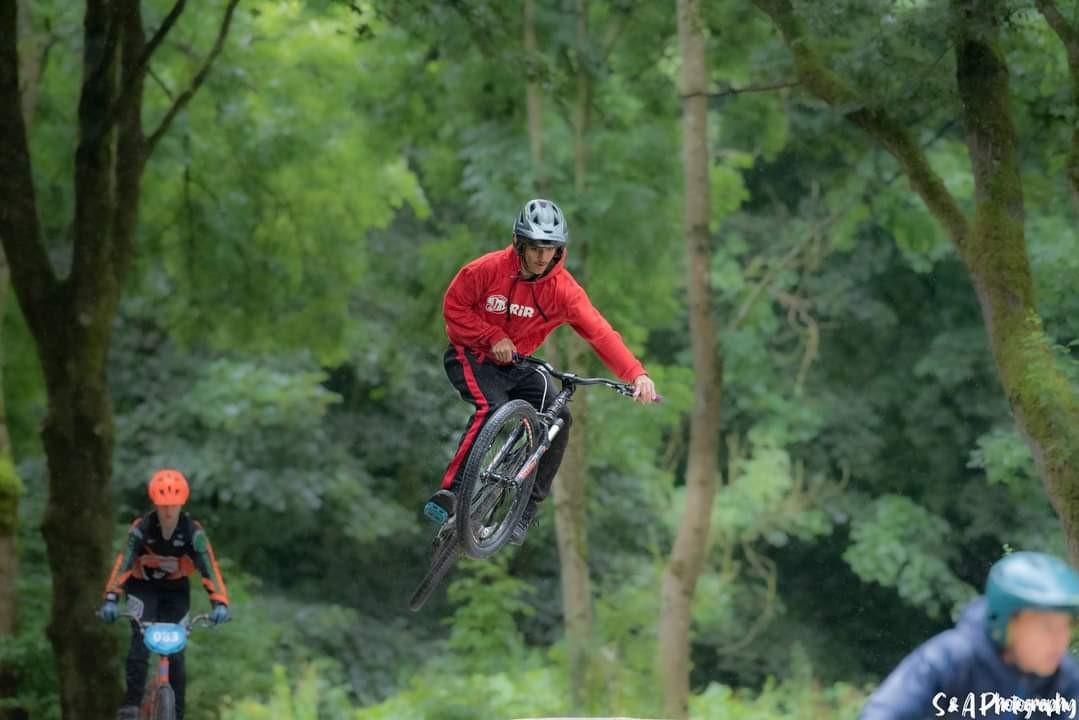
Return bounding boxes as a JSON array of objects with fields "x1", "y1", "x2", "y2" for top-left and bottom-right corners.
[{"x1": 98, "y1": 469, "x2": 230, "y2": 720}]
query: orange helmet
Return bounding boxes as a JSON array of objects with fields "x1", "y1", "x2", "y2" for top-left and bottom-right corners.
[{"x1": 148, "y1": 469, "x2": 190, "y2": 506}]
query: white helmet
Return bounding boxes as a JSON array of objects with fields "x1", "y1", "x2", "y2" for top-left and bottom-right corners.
[{"x1": 513, "y1": 198, "x2": 568, "y2": 247}]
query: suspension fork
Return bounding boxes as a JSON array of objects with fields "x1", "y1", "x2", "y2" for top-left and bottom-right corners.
[
  {"x1": 514, "y1": 383, "x2": 573, "y2": 485},
  {"x1": 512, "y1": 413, "x2": 566, "y2": 490}
]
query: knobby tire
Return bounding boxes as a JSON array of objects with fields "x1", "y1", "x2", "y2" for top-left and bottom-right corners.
[
  {"x1": 456, "y1": 399, "x2": 541, "y2": 559},
  {"x1": 409, "y1": 526, "x2": 460, "y2": 611},
  {"x1": 152, "y1": 684, "x2": 176, "y2": 720}
]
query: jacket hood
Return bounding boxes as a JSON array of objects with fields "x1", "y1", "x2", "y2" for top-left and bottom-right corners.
[
  {"x1": 501, "y1": 243, "x2": 567, "y2": 284},
  {"x1": 956, "y1": 596, "x2": 989, "y2": 637}
]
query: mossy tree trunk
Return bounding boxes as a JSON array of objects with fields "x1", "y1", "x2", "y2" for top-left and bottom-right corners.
[
  {"x1": 753, "y1": 0, "x2": 1079, "y2": 560},
  {"x1": 659, "y1": 0, "x2": 722, "y2": 717},
  {"x1": 0, "y1": 3, "x2": 238, "y2": 717},
  {"x1": 0, "y1": 250, "x2": 24, "y2": 719},
  {"x1": 0, "y1": 4, "x2": 37, "y2": 716}
]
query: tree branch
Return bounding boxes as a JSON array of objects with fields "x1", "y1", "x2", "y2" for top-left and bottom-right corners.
[
  {"x1": 100, "y1": 0, "x2": 187, "y2": 144},
  {"x1": 752, "y1": 0, "x2": 970, "y2": 251},
  {"x1": 146, "y1": 0, "x2": 240, "y2": 156},
  {"x1": 1035, "y1": 0, "x2": 1078, "y2": 52},
  {"x1": 142, "y1": 0, "x2": 188, "y2": 70},
  {"x1": 599, "y1": 7, "x2": 630, "y2": 67},
  {"x1": 0, "y1": 0, "x2": 59, "y2": 340},
  {"x1": 148, "y1": 66, "x2": 175, "y2": 101},
  {"x1": 1034, "y1": 0, "x2": 1079, "y2": 204},
  {"x1": 710, "y1": 79, "x2": 799, "y2": 99}
]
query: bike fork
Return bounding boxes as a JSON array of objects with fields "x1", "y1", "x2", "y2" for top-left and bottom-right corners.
[{"x1": 513, "y1": 416, "x2": 563, "y2": 491}]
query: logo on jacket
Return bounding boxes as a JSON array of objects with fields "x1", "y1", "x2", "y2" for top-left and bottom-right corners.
[{"x1": 485, "y1": 295, "x2": 536, "y2": 318}]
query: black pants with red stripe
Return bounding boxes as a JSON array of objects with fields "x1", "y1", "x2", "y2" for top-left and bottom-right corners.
[
  {"x1": 440, "y1": 345, "x2": 571, "y2": 505},
  {"x1": 122, "y1": 580, "x2": 190, "y2": 719}
]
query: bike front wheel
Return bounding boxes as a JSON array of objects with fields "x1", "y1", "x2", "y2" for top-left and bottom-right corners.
[
  {"x1": 456, "y1": 399, "x2": 541, "y2": 559},
  {"x1": 152, "y1": 684, "x2": 175, "y2": 720}
]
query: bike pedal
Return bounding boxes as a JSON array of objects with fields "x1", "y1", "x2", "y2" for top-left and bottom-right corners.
[{"x1": 424, "y1": 501, "x2": 449, "y2": 525}]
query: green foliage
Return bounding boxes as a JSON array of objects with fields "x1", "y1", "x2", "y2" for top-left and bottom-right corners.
[
  {"x1": 222, "y1": 664, "x2": 354, "y2": 720},
  {"x1": 1, "y1": 287, "x2": 44, "y2": 458},
  {"x1": 136, "y1": 0, "x2": 430, "y2": 364},
  {"x1": 444, "y1": 555, "x2": 535, "y2": 673},
  {"x1": 968, "y1": 427, "x2": 1036, "y2": 492},
  {"x1": 9, "y1": 0, "x2": 1079, "y2": 714},
  {"x1": 589, "y1": 563, "x2": 666, "y2": 715},
  {"x1": 181, "y1": 569, "x2": 282, "y2": 718},
  {"x1": 0, "y1": 465, "x2": 57, "y2": 720},
  {"x1": 844, "y1": 495, "x2": 976, "y2": 618},
  {"x1": 352, "y1": 664, "x2": 566, "y2": 720},
  {"x1": 710, "y1": 437, "x2": 837, "y2": 547},
  {"x1": 0, "y1": 454, "x2": 21, "y2": 535},
  {"x1": 689, "y1": 676, "x2": 867, "y2": 720}
]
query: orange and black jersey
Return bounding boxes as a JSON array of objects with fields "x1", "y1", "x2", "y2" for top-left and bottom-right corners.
[{"x1": 104, "y1": 510, "x2": 229, "y2": 605}]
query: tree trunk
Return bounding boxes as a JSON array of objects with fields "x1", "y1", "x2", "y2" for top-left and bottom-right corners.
[
  {"x1": 554, "y1": 335, "x2": 593, "y2": 711},
  {"x1": 660, "y1": 1, "x2": 721, "y2": 717},
  {"x1": 753, "y1": 0, "x2": 1079, "y2": 564},
  {"x1": 0, "y1": 3, "x2": 41, "y2": 715},
  {"x1": 552, "y1": 1, "x2": 595, "y2": 710},
  {"x1": 952, "y1": 10, "x2": 1079, "y2": 560},
  {"x1": 0, "y1": 251, "x2": 25, "y2": 720}
]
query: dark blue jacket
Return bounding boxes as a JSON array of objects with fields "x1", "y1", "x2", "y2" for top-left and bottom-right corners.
[{"x1": 861, "y1": 598, "x2": 1079, "y2": 719}]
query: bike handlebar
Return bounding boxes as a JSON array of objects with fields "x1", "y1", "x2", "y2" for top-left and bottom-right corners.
[
  {"x1": 513, "y1": 354, "x2": 663, "y2": 402},
  {"x1": 119, "y1": 610, "x2": 214, "y2": 631}
]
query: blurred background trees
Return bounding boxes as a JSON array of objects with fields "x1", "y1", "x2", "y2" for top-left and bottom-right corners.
[{"x1": 2, "y1": 1, "x2": 1077, "y2": 718}]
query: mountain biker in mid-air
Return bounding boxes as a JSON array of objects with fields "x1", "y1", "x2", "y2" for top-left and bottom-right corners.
[
  {"x1": 424, "y1": 198, "x2": 658, "y2": 545},
  {"x1": 98, "y1": 469, "x2": 231, "y2": 720},
  {"x1": 860, "y1": 550, "x2": 1079, "y2": 719}
]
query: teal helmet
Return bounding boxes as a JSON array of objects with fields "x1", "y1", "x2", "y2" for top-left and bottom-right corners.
[{"x1": 985, "y1": 551, "x2": 1079, "y2": 646}]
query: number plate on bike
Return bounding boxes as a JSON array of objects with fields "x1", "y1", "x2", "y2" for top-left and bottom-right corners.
[{"x1": 144, "y1": 623, "x2": 188, "y2": 654}]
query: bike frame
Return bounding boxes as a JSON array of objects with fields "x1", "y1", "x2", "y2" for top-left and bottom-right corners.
[
  {"x1": 120, "y1": 611, "x2": 211, "y2": 720},
  {"x1": 486, "y1": 355, "x2": 635, "y2": 497},
  {"x1": 410, "y1": 353, "x2": 645, "y2": 609}
]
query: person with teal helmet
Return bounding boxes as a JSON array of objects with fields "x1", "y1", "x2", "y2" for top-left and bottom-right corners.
[{"x1": 861, "y1": 551, "x2": 1079, "y2": 719}]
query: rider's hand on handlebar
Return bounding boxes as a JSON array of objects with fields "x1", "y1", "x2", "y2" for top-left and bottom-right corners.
[
  {"x1": 491, "y1": 338, "x2": 517, "y2": 365},
  {"x1": 210, "y1": 602, "x2": 231, "y2": 625},
  {"x1": 98, "y1": 598, "x2": 119, "y2": 624},
  {"x1": 632, "y1": 374, "x2": 658, "y2": 404}
]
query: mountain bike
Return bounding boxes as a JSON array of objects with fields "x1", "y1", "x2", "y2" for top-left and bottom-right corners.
[
  {"x1": 408, "y1": 354, "x2": 650, "y2": 611},
  {"x1": 120, "y1": 609, "x2": 213, "y2": 720}
]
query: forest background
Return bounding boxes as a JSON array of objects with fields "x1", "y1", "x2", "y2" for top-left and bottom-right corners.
[{"x1": 2, "y1": 0, "x2": 1079, "y2": 718}]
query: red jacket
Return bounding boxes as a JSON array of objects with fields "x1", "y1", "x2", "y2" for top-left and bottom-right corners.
[{"x1": 443, "y1": 245, "x2": 646, "y2": 382}]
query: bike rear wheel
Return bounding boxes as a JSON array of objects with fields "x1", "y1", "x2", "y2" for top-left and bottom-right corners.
[
  {"x1": 152, "y1": 684, "x2": 175, "y2": 720},
  {"x1": 409, "y1": 523, "x2": 460, "y2": 611},
  {"x1": 456, "y1": 399, "x2": 541, "y2": 559}
]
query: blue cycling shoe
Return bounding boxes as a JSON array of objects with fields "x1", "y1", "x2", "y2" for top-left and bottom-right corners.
[{"x1": 423, "y1": 489, "x2": 456, "y2": 525}]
